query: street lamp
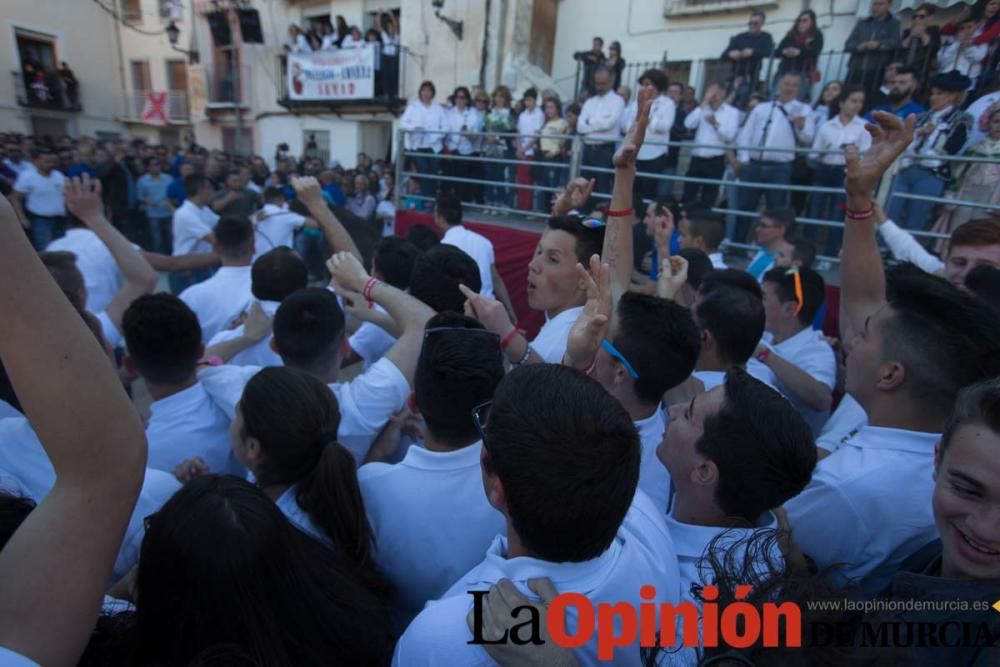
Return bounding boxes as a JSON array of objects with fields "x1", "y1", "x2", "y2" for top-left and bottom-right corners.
[
  {"x1": 166, "y1": 21, "x2": 197, "y2": 59},
  {"x1": 431, "y1": 0, "x2": 463, "y2": 41}
]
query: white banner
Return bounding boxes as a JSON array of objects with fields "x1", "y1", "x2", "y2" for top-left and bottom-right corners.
[{"x1": 287, "y1": 47, "x2": 375, "y2": 101}]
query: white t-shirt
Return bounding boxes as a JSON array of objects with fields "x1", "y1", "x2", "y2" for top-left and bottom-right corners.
[
  {"x1": 206, "y1": 300, "x2": 282, "y2": 367},
  {"x1": 441, "y1": 225, "x2": 495, "y2": 298},
  {"x1": 784, "y1": 424, "x2": 939, "y2": 597},
  {"x1": 179, "y1": 265, "x2": 254, "y2": 343},
  {"x1": 692, "y1": 370, "x2": 726, "y2": 391},
  {"x1": 747, "y1": 327, "x2": 837, "y2": 436},
  {"x1": 392, "y1": 490, "x2": 682, "y2": 666},
  {"x1": 13, "y1": 169, "x2": 65, "y2": 217},
  {"x1": 359, "y1": 441, "x2": 505, "y2": 625},
  {"x1": 635, "y1": 408, "x2": 671, "y2": 516},
  {"x1": 516, "y1": 106, "x2": 545, "y2": 155},
  {"x1": 816, "y1": 394, "x2": 867, "y2": 454},
  {"x1": 254, "y1": 203, "x2": 307, "y2": 258},
  {"x1": 47, "y1": 228, "x2": 123, "y2": 315},
  {"x1": 146, "y1": 381, "x2": 245, "y2": 476},
  {"x1": 199, "y1": 356, "x2": 410, "y2": 465},
  {"x1": 172, "y1": 200, "x2": 219, "y2": 255},
  {"x1": 0, "y1": 417, "x2": 180, "y2": 580},
  {"x1": 348, "y1": 308, "x2": 395, "y2": 370},
  {"x1": 531, "y1": 305, "x2": 583, "y2": 364}
]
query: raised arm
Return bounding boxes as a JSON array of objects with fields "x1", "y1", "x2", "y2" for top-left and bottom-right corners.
[
  {"x1": 65, "y1": 175, "x2": 158, "y2": 329},
  {"x1": 327, "y1": 252, "x2": 434, "y2": 386},
  {"x1": 143, "y1": 250, "x2": 219, "y2": 273},
  {"x1": 292, "y1": 176, "x2": 363, "y2": 262},
  {"x1": 604, "y1": 84, "x2": 655, "y2": 300},
  {"x1": 840, "y1": 111, "x2": 915, "y2": 343},
  {"x1": 0, "y1": 193, "x2": 146, "y2": 666}
]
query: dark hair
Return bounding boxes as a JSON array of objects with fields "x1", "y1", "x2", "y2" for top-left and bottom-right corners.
[
  {"x1": 482, "y1": 364, "x2": 640, "y2": 561},
  {"x1": 677, "y1": 247, "x2": 715, "y2": 290},
  {"x1": 183, "y1": 174, "x2": 210, "y2": 199},
  {"x1": 373, "y1": 236, "x2": 420, "y2": 289},
  {"x1": 212, "y1": 216, "x2": 255, "y2": 260},
  {"x1": 133, "y1": 476, "x2": 391, "y2": 666},
  {"x1": 251, "y1": 247, "x2": 308, "y2": 302},
  {"x1": 895, "y1": 64, "x2": 918, "y2": 79},
  {"x1": 698, "y1": 368, "x2": 816, "y2": 522},
  {"x1": 263, "y1": 185, "x2": 286, "y2": 202},
  {"x1": 122, "y1": 294, "x2": 202, "y2": 385},
  {"x1": 763, "y1": 266, "x2": 826, "y2": 324},
  {"x1": 966, "y1": 264, "x2": 1000, "y2": 311},
  {"x1": 435, "y1": 192, "x2": 463, "y2": 226},
  {"x1": 523, "y1": 87, "x2": 538, "y2": 101},
  {"x1": 38, "y1": 251, "x2": 84, "y2": 296},
  {"x1": 546, "y1": 215, "x2": 606, "y2": 264},
  {"x1": 751, "y1": 10, "x2": 766, "y2": 20},
  {"x1": 418, "y1": 80, "x2": 436, "y2": 97},
  {"x1": 940, "y1": 377, "x2": 1000, "y2": 456},
  {"x1": 239, "y1": 367, "x2": 375, "y2": 571},
  {"x1": 688, "y1": 212, "x2": 725, "y2": 252},
  {"x1": 638, "y1": 68, "x2": 669, "y2": 92},
  {"x1": 406, "y1": 224, "x2": 440, "y2": 252},
  {"x1": 415, "y1": 313, "x2": 504, "y2": 446},
  {"x1": 761, "y1": 207, "x2": 795, "y2": 235},
  {"x1": 272, "y1": 288, "x2": 346, "y2": 374},
  {"x1": 881, "y1": 266, "x2": 1000, "y2": 420},
  {"x1": 613, "y1": 293, "x2": 701, "y2": 403},
  {"x1": 566, "y1": 102, "x2": 582, "y2": 116},
  {"x1": 829, "y1": 85, "x2": 866, "y2": 118},
  {"x1": 792, "y1": 239, "x2": 818, "y2": 269},
  {"x1": 787, "y1": 9, "x2": 818, "y2": 38},
  {"x1": 408, "y1": 245, "x2": 481, "y2": 313},
  {"x1": 696, "y1": 270, "x2": 765, "y2": 366}
]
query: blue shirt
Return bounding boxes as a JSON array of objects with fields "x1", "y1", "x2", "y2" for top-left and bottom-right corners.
[
  {"x1": 137, "y1": 173, "x2": 173, "y2": 219},
  {"x1": 67, "y1": 162, "x2": 98, "y2": 178},
  {"x1": 866, "y1": 100, "x2": 925, "y2": 122},
  {"x1": 323, "y1": 182, "x2": 346, "y2": 207},
  {"x1": 647, "y1": 230, "x2": 682, "y2": 280},
  {"x1": 166, "y1": 176, "x2": 187, "y2": 207}
]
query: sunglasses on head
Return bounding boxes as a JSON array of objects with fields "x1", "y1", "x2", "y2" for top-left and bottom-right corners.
[
  {"x1": 786, "y1": 267, "x2": 804, "y2": 317},
  {"x1": 579, "y1": 216, "x2": 606, "y2": 229}
]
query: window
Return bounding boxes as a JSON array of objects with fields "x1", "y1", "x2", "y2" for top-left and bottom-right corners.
[
  {"x1": 131, "y1": 60, "x2": 151, "y2": 92},
  {"x1": 303, "y1": 130, "x2": 330, "y2": 166},
  {"x1": 166, "y1": 60, "x2": 187, "y2": 91},
  {"x1": 121, "y1": 0, "x2": 143, "y2": 23},
  {"x1": 15, "y1": 30, "x2": 59, "y2": 107},
  {"x1": 159, "y1": 0, "x2": 183, "y2": 20},
  {"x1": 222, "y1": 127, "x2": 253, "y2": 156}
]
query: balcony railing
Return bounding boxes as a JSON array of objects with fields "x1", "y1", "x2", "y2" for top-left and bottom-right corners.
[
  {"x1": 123, "y1": 90, "x2": 191, "y2": 123},
  {"x1": 206, "y1": 62, "x2": 253, "y2": 108},
  {"x1": 10, "y1": 70, "x2": 82, "y2": 112}
]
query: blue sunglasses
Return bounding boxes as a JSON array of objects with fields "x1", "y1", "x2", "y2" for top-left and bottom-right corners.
[{"x1": 601, "y1": 339, "x2": 639, "y2": 380}]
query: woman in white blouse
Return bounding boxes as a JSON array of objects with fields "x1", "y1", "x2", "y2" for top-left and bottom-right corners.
[
  {"x1": 807, "y1": 85, "x2": 871, "y2": 255},
  {"x1": 444, "y1": 86, "x2": 483, "y2": 203},
  {"x1": 287, "y1": 24, "x2": 312, "y2": 54},
  {"x1": 400, "y1": 81, "x2": 447, "y2": 198}
]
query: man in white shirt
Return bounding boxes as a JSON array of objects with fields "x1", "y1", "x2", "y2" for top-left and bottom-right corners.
[
  {"x1": 47, "y1": 220, "x2": 124, "y2": 316},
  {"x1": 749, "y1": 267, "x2": 836, "y2": 435},
  {"x1": 171, "y1": 174, "x2": 219, "y2": 256},
  {"x1": 660, "y1": 367, "x2": 814, "y2": 603},
  {"x1": 359, "y1": 313, "x2": 506, "y2": 628},
  {"x1": 621, "y1": 69, "x2": 677, "y2": 203},
  {"x1": 578, "y1": 67, "x2": 625, "y2": 195},
  {"x1": 784, "y1": 113, "x2": 1000, "y2": 597},
  {"x1": 678, "y1": 210, "x2": 728, "y2": 269},
  {"x1": 515, "y1": 88, "x2": 545, "y2": 207},
  {"x1": 563, "y1": 290, "x2": 701, "y2": 515},
  {"x1": 690, "y1": 270, "x2": 766, "y2": 392},
  {"x1": 10, "y1": 150, "x2": 66, "y2": 250},
  {"x1": 207, "y1": 247, "x2": 308, "y2": 367},
  {"x1": 179, "y1": 217, "x2": 255, "y2": 343},
  {"x1": 682, "y1": 83, "x2": 739, "y2": 207},
  {"x1": 252, "y1": 186, "x2": 317, "y2": 258},
  {"x1": 393, "y1": 364, "x2": 682, "y2": 666},
  {"x1": 734, "y1": 73, "x2": 814, "y2": 242},
  {"x1": 122, "y1": 294, "x2": 245, "y2": 477},
  {"x1": 200, "y1": 254, "x2": 435, "y2": 465}
]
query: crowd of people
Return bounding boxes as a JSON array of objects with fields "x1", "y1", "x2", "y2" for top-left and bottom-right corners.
[
  {"x1": 16, "y1": 59, "x2": 79, "y2": 110},
  {"x1": 1, "y1": 75, "x2": 1000, "y2": 665},
  {"x1": 398, "y1": 2, "x2": 999, "y2": 258}
]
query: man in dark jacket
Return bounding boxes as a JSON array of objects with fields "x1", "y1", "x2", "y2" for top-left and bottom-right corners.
[
  {"x1": 844, "y1": 0, "x2": 902, "y2": 102},
  {"x1": 722, "y1": 12, "x2": 774, "y2": 109}
]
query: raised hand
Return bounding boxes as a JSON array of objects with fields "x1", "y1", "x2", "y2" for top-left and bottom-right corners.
[
  {"x1": 459, "y1": 284, "x2": 513, "y2": 336},
  {"x1": 242, "y1": 302, "x2": 273, "y2": 341},
  {"x1": 657, "y1": 254, "x2": 688, "y2": 301},
  {"x1": 173, "y1": 456, "x2": 210, "y2": 483},
  {"x1": 565, "y1": 254, "x2": 612, "y2": 369},
  {"x1": 845, "y1": 111, "x2": 915, "y2": 209},
  {"x1": 552, "y1": 177, "x2": 596, "y2": 216},
  {"x1": 613, "y1": 84, "x2": 656, "y2": 169},
  {"x1": 64, "y1": 174, "x2": 105, "y2": 225},
  {"x1": 326, "y1": 251, "x2": 371, "y2": 293},
  {"x1": 291, "y1": 175, "x2": 325, "y2": 208},
  {"x1": 652, "y1": 208, "x2": 675, "y2": 258}
]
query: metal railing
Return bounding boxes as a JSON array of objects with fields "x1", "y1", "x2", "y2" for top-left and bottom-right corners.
[
  {"x1": 10, "y1": 70, "x2": 82, "y2": 112},
  {"x1": 123, "y1": 90, "x2": 191, "y2": 123},
  {"x1": 396, "y1": 128, "x2": 1000, "y2": 265}
]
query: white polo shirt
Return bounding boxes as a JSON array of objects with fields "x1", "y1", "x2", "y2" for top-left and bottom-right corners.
[
  {"x1": 179, "y1": 265, "x2": 254, "y2": 343},
  {"x1": 0, "y1": 417, "x2": 180, "y2": 580},
  {"x1": 708, "y1": 252, "x2": 727, "y2": 270},
  {"x1": 636, "y1": 408, "x2": 671, "y2": 516},
  {"x1": 207, "y1": 300, "x2": 282, "y2": 368},
  {"x1": 172, "y1": 200, "x2": 219, "y2": 255},
  {"x1": 359, "y1": 441, "x2": 505, "y2": 624},
  {"x1": 665, "y1": 510, "x2": 781, "y2": 604},
  {"x1": 348, "y1": 310, "x2": 395, "y2": 370},
  {"x1": 13, "y1": 169, "x2": 65, "y2": 217},
  {"x1": 441, "y1": 225, "x2": 495, "y2": 298},
  {"x1": 276, "y1": 483, "x2": 331, "y2": 548},
  {"x1": 747, "y1": 327, "x2": 837, "y2": 436},
  {"x1": 393, "y1": 490, "x2": 682, "y2": 666},
  {"x1": 254, "y1": 203, "x2": 307, "y2": 257},
  {"x1": 816, "y1": 394, "x2": 867, "y2": 454},
  {"x1": 47, "y1": 228, "x2": 123, "y2": 315},
  {"x1": 199, "y1": 356, "x2": 410, "y2": 465},
  {"x1": 531, "y1": 305, "x2": 583, "y2": 364},
  {"x1": 146, "y1": 381, "x2": 244, "y2": 477},
  {"x1": 693, "y1": 370, "x2": 726, "y2": 391},
  {"x1": 784, "y1": 425, "x2": 939, "y2": 597}
]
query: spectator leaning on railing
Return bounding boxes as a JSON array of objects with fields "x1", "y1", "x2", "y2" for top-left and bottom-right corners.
[
  {"x1": 774, "y1": 9, "x2": 824, "y2": 101},
  {"x1": 844, "y1": 0, "x2": 902, "y2": 102},
  {"x1": 622, "y1": 68, "x2": 675, "y2": 203},
  {"x1": 399, "y1": 81, "x2": 446, "y2": 200},
  {"x1": 722, "y1": 11, "x2": 774, "y2": 109},
  {"x1": 577, "y1": 66, "x2": 625, "y2": 196},
  {"x1": 682, "y1": 82, "x2": 738, "y2": 208}
]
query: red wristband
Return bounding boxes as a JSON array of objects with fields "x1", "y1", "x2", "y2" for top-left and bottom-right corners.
[
  {"x1": 756, "y1": 348, "x2": 771, "y2": 363},
  {"x1": 845, "y1": 206, "x2": 875, "y2": 221},
  {"x1": 362, "y1": 277, "x2": 380, "y2": 308},
  {"x1": 500, "y1": 328, "x2": 525, "y2": 352},
  {"x1": 606, "y1": 208, "x2": 634, "y2": 218}
]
